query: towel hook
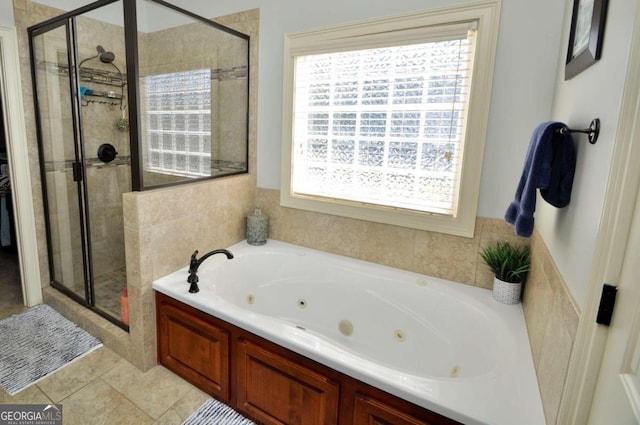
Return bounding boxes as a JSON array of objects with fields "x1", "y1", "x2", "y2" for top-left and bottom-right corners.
[{"x1": 558, "y1": 118, "x2": 600, "y2": 144}]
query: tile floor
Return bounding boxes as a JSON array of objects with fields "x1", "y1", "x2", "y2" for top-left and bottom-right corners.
[
  {"x1": 0, "y1": 251, "x2": 211, "y2": 424},
  {"x1": 0, "y1": 346, "x2": 211, "y2": 425},
  {"x1": 94, "y1": 266, "x2": 127, "y2": 317},
  {"x1": 61, "y1": 266, "x2": 127, "y2": 321}
]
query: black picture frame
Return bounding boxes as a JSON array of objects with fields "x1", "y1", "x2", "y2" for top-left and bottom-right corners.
[{"x1": 565, "y1": 0, "x2": 608, "y2": 80}]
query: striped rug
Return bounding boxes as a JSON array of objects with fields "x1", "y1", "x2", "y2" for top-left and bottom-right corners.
[
  {"x1": 183, "y1": 398, "x2": 256, "y2": 425},
  {"x1": 0, "y1": 304, "x2": 102, "y2": 395}
]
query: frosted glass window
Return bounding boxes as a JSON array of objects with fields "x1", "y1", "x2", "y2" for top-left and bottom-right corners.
[
  {"x1": 291, "y1": 34, "x2": 475, "y2": 216},
  {"x1": 145, "y1": 69, "x2": 211, "y2": 177}
]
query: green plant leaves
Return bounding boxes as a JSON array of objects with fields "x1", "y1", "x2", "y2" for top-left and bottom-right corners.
[{"x1": 479, "y1": 241, "x2": 531, "y2": 283}]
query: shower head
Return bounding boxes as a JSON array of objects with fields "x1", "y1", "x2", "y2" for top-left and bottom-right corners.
[
  {"x1": 78, "y1": 45, "x2": 116, "y2": 67},
  {"x1": 99, "y1": 51, "x2": 115, "y2": 63},
  {"x1": 96, "y1": 45, "x2": 115, "y2": 63}
]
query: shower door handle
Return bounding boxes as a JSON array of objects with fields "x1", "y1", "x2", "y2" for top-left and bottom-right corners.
[{"x1": 72, "y1": 161, "x2": 83, "y2": 182}]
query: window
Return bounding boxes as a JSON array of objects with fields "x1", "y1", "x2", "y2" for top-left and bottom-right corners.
[
  {"x1": 145, "y1": 69, "x2": 211, "y2": 177},
  {"x1": 294, "y1": 37, "x2": 473, "y2": 215},
  {"x1": 281, "y1": 1, "x2": 501, "y2": 237}
]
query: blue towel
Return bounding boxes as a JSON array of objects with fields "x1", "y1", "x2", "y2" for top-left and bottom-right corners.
[{"x1": 505, "y1": 121, "x2": 576, "y2": 237}]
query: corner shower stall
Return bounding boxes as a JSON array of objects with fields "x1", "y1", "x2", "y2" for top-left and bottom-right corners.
[{"x1": 28, "y1": 0, "x2": 249, "y2": 329}]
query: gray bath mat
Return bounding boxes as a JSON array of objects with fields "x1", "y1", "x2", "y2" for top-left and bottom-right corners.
[
  {"x1": 183, "y1": 398, "x2": 256, "y2": 425},
  {"x1": 0, "y1": 304, "x2": 103, "y2": 395}
]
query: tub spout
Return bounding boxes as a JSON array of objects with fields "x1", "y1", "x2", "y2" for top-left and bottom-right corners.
[{"x1": 187, "y1": 249, "x2": 234, "y2": 293}]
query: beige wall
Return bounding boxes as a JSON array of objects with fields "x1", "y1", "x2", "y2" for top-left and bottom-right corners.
[{"x1": 524, "y1": 230, "x2": 579, "y2": 425}]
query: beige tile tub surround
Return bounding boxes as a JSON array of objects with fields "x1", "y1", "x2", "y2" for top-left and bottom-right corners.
[
  {"x1": 257, "y1": 187, "x2": 579, "y2": 424},
  {"x1": 523, "y1": 230, "x2": 580, "y2": 425},
  {"x1": 255, "y1": 188, "x2": 528, "y2": 288}
]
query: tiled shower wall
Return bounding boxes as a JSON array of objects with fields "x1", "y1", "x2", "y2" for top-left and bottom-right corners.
[{"x1": 138, "y1": 13, "x2": 248, "y2": 187}]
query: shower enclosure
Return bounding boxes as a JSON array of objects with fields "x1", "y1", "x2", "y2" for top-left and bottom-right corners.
[{"x1": 28, "y1": 0, "x2": 250, "y2": 329}]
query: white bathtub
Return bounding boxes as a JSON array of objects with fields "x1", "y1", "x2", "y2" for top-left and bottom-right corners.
[{"x1": 152, "y1": 240, "x2": 544, "y2": 425}]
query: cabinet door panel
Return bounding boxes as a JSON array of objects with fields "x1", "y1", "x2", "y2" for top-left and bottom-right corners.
[
  {"x1": 157, "y1": 295, "x2": 229, "y2": 399},
  {"x1": 237, "y1": 339, "x2": 339, "y2": 425},
  {"x1": 354, "y1": 395, "x2": 435, "y2": 425}
]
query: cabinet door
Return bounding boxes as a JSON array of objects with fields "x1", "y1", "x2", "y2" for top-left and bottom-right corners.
[
  {"x1": 237, "y1": 339, "x2": 339, "y2": 425},
  {"x1": 157, "y1": 294, "x2": 230, "y2": 399},
  {"x1": 353, "y1": 395, "x2": 444, "y2": 425}
]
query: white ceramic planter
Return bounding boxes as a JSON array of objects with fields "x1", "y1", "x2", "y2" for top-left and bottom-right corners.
[{"x1": 492, "y1": 276, "x2": 522, "y2": 304}]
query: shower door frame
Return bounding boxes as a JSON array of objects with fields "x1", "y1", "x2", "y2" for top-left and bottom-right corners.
[{"x1": 28, "y1": 0, "x2": 133, "y2": 330}]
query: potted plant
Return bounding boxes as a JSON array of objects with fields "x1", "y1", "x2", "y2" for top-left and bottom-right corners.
[{"x1": 479, "y1": 241, "x2": 531, "y2": 304}]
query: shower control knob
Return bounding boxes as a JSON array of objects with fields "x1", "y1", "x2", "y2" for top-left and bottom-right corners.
[{"x1": 98, "y1": 143, "x2": 118, "y2": 163}]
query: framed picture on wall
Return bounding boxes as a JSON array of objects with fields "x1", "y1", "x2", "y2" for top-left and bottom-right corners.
[{"x1": 565, "y1": 0, "x2": 608, "y2": 80}]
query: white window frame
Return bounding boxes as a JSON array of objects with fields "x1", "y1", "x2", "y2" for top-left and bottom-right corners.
[{"x1": 281, "y1": 0, "x2": 501, "y2": 237}]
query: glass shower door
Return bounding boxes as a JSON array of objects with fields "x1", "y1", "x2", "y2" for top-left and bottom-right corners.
[
  {"x1": 30, "y1": 2, "x2": 130, "y2": 328},
  {"x1": 32, "y1": 23, "x2": 89, "y2": 302},
  {"x1": 74, "y1": 3, "x2": 129, "y2": 319}
]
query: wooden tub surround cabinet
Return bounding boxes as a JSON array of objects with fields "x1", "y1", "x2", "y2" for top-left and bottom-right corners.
[{"x1": 156, "y1": 292, "x2": 460, "y2": 425}]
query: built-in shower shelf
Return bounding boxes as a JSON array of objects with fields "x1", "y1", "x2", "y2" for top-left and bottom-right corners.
[
  {"x1": 44, "y1": 156, "x2": 131, "y2": 173},
  {"x1": 79, "y1": 67, "x2": 126, "y2": 87},
  {"x1": 84, "y1": 89, "x2": 123, "y2": 100},
  {"x1": 39, "y1": 60, "x2": 126, "y2": 87}
]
